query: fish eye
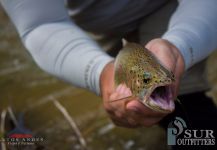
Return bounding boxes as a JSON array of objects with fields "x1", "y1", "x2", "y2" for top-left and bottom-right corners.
[
  {"x1": 143, "y1": 72, "x2": 152, "y2": 79},
  {"x1": 143, "y1": 78, "x2": 150, "y2": 84},
  {"x1": 143, "y1": 72, "x2": 152, "y2": 84}
]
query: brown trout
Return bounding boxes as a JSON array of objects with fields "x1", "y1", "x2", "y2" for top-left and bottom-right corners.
[{"x1": 114, "y1": 42, "x2": 175, "y2": 113}]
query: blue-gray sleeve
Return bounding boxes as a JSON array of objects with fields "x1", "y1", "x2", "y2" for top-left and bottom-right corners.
[
  {"x1": 0, "y1": 0, "x2": 113, "y2": 95},
  {"x1": 162, "y1": 0, "x2": 217, "y2": 70}
]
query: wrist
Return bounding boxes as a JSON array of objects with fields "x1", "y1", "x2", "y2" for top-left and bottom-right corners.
[{"x1": 99, "y1": 61, "x2": 115, "y2": 97}]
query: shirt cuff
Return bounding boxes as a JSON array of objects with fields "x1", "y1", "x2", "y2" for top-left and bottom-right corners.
[{"x1": 86, "y1": 54, "x2": 114, "y2": 95}]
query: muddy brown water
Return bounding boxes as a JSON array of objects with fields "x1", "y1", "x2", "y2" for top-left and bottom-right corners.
[{"x1": 0, "y1": 7, "x2": 217, "y2": 150}]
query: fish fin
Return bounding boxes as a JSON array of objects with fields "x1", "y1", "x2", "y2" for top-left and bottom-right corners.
[
  {"x1": 121, "y1": 38, "x2": 128, "y2": 47},
  {"x1": 109, "y1": 96, "x2": 133, "y2": 103}
]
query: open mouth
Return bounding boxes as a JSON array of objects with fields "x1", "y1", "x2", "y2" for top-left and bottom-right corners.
[{"x1": 149, "y1": 86, "x2": 174, "y2": 112}]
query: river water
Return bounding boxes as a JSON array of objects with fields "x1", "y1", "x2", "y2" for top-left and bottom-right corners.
[{"x1": 0, "y1": 7, "x2": 217, "y2": 150}]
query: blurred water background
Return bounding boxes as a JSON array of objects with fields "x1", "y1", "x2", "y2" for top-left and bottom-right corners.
[{"x1": 0, "y1": 6, "x2": 217, "y2": 150}]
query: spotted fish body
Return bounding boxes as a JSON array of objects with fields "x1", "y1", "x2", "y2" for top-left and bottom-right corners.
[{"x1": 114, "y1": 42, "x2": 175, "y2": 113}]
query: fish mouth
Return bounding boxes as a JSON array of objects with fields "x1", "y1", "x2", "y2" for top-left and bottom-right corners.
[{"x1": 144, "y1": 85, "x2": 175, "y2": 113}]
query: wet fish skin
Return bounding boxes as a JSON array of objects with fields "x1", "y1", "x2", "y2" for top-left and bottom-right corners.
[{"x1": 114, "y1": 42, "x2": 175, "y2": 113}]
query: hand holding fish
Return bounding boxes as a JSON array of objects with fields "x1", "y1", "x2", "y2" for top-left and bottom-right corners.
[
  {"x1": 100, "y1": 38, "x2": 185, "y2": 128},
  {"x1": 145, "y1": 38, "x2": 185, "y2": 100},
  {"x1": 100, "y1": 62, "x2": 162, "y2": 128}
]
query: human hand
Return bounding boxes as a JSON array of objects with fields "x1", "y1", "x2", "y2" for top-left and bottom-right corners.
[
  {"x1": 100, "y1": 62, "x2": 170, "y2": 128},
  {"x1": 145, "y1": 38, "x2": 185, "y2": 99},
  {"x1": 100, "y1": 38, "x2": 185, "y2": 128}
]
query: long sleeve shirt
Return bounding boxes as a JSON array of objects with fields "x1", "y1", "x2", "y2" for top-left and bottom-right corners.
[{"x1": 1, "y1": 0, "x2": 217, "y2": 95}]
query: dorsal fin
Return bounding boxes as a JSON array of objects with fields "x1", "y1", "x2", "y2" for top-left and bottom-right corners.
[{"x1": 122, "y1": 38, "x2": 128, "y2": 47}]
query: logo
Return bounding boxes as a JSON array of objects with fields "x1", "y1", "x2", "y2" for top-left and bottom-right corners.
[
  {"x1": 167, "y1": 117, "x2": 215, "y2": 146},
  {"x1": 0, "y1": 133, "x2": 44, "y2": 146}
]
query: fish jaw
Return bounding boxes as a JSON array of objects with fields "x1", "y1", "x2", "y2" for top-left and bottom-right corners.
[{"x1": 139, "y1": 83, "x2": 175, "y2": 113}]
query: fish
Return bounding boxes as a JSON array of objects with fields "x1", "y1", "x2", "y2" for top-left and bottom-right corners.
[{"x1": 114, "y1": 42, "x2": 175, "y2": 113}]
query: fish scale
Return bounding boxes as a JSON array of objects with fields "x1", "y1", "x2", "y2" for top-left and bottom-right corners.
[{"x1": 114, "y1": 42, "x2": 175, "y2": 113}]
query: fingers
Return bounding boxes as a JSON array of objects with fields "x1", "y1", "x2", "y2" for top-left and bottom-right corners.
[
  {"x1": 126, "y1": 100, "x2": 167, "y2": 126},
  {"x1": 109, "y1": 103, "x2": 164, "y2": 128},
  {"x1": 110, "y1": 84, "x2": 132, "y2": 100},
  {"x1": 104, "y1": 84, "x2": 133, "y2": 127},
  {"x1": 145, "y1": 38, "x2": 185, "y2": 100},
  {"x1": 126, "y1": 100, "x2": 166, "y2": 118},
  {"x1": 103, "y1": 84, "x2": 166, "y2": 128}
]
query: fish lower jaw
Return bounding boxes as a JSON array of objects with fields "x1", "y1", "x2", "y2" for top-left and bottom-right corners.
[{"x1": 145, "y1": 97, "x2": 175, "y2": 113}]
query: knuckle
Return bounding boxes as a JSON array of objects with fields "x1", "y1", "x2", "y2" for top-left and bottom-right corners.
[
  {"x1": 127, "y1": 118, "x2": 137, "y2": 126},
  {"x1": 115, "y1": 112, "x2": 124, "y2": 119}
]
